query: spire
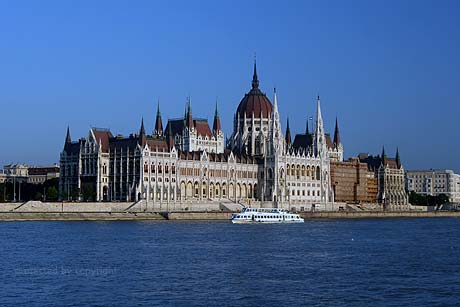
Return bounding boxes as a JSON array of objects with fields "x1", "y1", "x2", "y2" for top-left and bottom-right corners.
[
  {"x1": 185, "y1": 97, "x2": 193, "y2": 128},
  {"x1": 316, "y1": 96, "x2": 323, "y2": 130},
  {"x1": 381, "y1": 145, "x2": 386, "y2": 166},
  {"x1": 139, "y1": 117, "x2": 146, "y2": 146},
  {"x1": 316, "y1": 95, "x2": 323, "y2": 125},
  {"x1": 333, "y1": 117, "x2": 341, "y2": 145},
  {"x1": 154, "y1": 100, "x2": 163, "y2": 137},
  {"x1": 314, "y1": 95, "x2": 326, "y2": 156},
  {"x1": 140, "y1": 117, "x2": 145, "y2": 136},
  {"x1": 306, "y1": 119, "x2": 310, "y2": 135},
  {"x1": 64, "y1": 126, "x2": 72, "y2": 151},
  {"x1": 213, "y1": 100, "x2": 221, "y2": 132},
  {"x1": 251, "y1": 58, "x2": 259, "y2": 89},
  {"x1": 65, "y1": 126, "x2": 71, "y2": 144},
  {"x1": 396, "y1": 147, "x2": 401, "y2": 169},
  {"x1": 285, "y1": 117, "x2": 291, "y2": 146},
  {"x1": 273, "y1": 87, "x2": 278, "y2": 112}
]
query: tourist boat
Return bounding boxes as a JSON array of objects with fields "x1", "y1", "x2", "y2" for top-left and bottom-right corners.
[{"x1": 231, "y1": 207, "x2": 304, "y2": 224}]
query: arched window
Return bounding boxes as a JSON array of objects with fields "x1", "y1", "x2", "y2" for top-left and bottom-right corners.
[{"x1": 316, "y1": 166, "x2": 320, "y2": 180}]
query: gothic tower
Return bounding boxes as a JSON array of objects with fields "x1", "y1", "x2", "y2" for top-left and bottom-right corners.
[{"x1": 154, "y1": 100, "x2": 163, "y2": 137}]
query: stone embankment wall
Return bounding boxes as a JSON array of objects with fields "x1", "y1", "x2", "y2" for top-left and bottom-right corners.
[
  {"x1": 0, "y1": 212, "x2": 165, "y2": 221},
  {"x1": 298, "y1": 211, "x2": 460, "y2": 219},
  {"x1": 1, "y1": 201, "x2": 459, "y2": 221},
  {"x1": 0, "y1": 201, "x2": 134, "y2": 212}
]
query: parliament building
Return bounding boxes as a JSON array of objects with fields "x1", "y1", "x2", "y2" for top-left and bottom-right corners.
[{"x1": 59, "y1": 63, "x2": 344, "y2": 210}]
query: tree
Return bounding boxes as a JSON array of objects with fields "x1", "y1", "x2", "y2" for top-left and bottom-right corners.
[
  {"x1": 436, "y1": 194, "x2": 449, "y2": 205},
  {"x1": 409, "y1": 191, "x2": 426, "y2": 206},
  {"x1": 71, "y1": 187, "x2": 80, "y2": 201},
  {"x1": 409, "y1": 191, "x2": 450, "y2": 206},
  {"x1": 34, "y1": 192, "x2": 43, "y2": 201},
  {"x1": 46, "y1": 186, "x2": 58, "y2": 201},
  {"x1": 0, "y1": 183, "x2": 5, "y2": 202},
  {"x1": 81, "y1": 183, "x2": 95, "y2": 201}
]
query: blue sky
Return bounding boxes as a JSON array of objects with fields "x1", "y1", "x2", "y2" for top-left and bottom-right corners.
[{"x1": 0, "y1": 0, "x2": 459, "y2": 171}]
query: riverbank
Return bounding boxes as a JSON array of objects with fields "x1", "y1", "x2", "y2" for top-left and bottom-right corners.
[{"x1": 1, "y1": 210, "x2": 460, "y2": 221}]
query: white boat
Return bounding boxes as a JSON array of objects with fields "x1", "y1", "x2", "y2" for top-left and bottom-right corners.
[{"x1": 231, "y1": 207, "x2": 304, "y2": 224}]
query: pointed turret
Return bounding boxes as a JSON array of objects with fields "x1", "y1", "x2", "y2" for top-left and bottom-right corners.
[
  {"x1": 185, "y1": 97, "x2": 193, "y2": 128},
  {"x1": 395, "y1": 147, "x2": 401, "y2": 169},
  {"x1": 140, "y1": 117, "x2": 145, "y2": 136},
  {"x1": 316, "y1": 96, "x2": 323, "y2": 124},
  {"x1": 65, "y1": 126, "x2": 71, "y2": 144},
  {"x1": 333, "y1": 117, "x2": 341, "y2": 145},
  {"x1": 139, "y1": 117, "x2": 146, "y2": 146},
  {"x1": 314, "y1": 95, "x2": 327, "y2": 156},
  {"x1": 212, "y1": 100, "x2": 221, "y2": 133},
  {"x1": 251, "y1": 59, "x2": 259, "y2": 89},
  {"x1": 285, "y1": 117, "x2": 292, "y2": 147},
  {"x1": 306, "y1": 119, "x2": 310, "y2": 135},
  {"x1": 273, "y1": 87, "x2": 278, "y2": 113},
  {"x1": 154, "y1": 100, "x2": 163, "y2": 137},
  {"x1": 64, "y1": 126, "x2": 72, "y2": 151}
]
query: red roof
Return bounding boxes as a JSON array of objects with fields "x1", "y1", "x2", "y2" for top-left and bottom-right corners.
[
  {"x1": 194, "y1": 120, "x2": 213, "y2": 137},
  {"x1": 146, "y1": 138, "x2": 169, "y2": 151},
  {"x1": 236, "y1": 88, "x2": 273, "y2": 119},
  {"x1": 92, "y1": 129, "x2": 113, "y2": 152}
]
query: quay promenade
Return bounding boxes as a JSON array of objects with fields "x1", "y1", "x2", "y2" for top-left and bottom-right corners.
[{"x1": 0, "y1": 201, "x2": 459, "y2": 221}]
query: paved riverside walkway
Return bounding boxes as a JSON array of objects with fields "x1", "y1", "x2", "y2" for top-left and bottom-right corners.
[{"x1": 1, "y1": 201, "x2": 460, "y2": 221}]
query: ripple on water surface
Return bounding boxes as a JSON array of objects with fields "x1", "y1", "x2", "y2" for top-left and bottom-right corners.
[{"x1": 1, "y1": 218, "x2": 460, "y2": 306}]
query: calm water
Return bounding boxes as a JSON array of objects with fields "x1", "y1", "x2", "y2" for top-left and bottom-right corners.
[{"x1": 1, "y1": 218, "x2": 460, "y2": 307}]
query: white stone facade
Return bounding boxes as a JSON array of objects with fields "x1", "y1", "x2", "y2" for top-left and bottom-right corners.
[
  {"x1": 59, "y1": 63, "x2": 336, "y2": 210},
  {"x1": 406, "y1": 170, "x2": 460, "y2": 203}
]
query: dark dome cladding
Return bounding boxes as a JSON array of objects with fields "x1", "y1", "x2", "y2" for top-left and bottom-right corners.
[{"x1": 236, "y1": 62, "x2": 273, "y2": 119}]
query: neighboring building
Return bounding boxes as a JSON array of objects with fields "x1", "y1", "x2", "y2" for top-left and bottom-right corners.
[
  {"x1": 406, "y1": 169, "x2": 460, "y2": 203},
  {"x1": 1, "y1": 164, "x2": 60, "y2": 184},
  {"x1": 359, "y1": 148, "x2": 408, "y2": 209},
  {"x1": 3, "y1": 164, "x2": 29, "y2": 178},
  {"x1": 366, "y1": 172, "x2": 378, "y2": 203},
  {"x1": 27, "y1": 165, "x2": 60, "y2": 184},
  {"x1": 59, "y1": 62, "x2": 339, "y2": 209},
  {"x1": 0, "y1": 170, "x2": 6, "y2": 183},
  {"x1": 330, "y1": 157, "x2": 368, "y2": 203}
]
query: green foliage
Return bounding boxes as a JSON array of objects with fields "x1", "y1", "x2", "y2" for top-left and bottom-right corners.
[
  {"x1": 409, "y1": 191, "x2": 425, "y2": 205},
  {"x1": 81, "y1": 183, "x2": 96, "y2": 201},
  {"x1": 436, "y1": 194, "x2": 449, "y2": 205},
  {"x1": 46, "y1": 186, "x2": 58, "y2": 200},
  {"x1": 34, "y1": 192, "x2": 43, "y2": 201},
  {"x1": 0, "y1": 178, "x2": 60, "y2": 202},
  {"x1": 71, "y1": 187, "x2": 80, "y2": 201},
  {"x1": 409, "y1": 191, "x2": 449, "y2": 206}
]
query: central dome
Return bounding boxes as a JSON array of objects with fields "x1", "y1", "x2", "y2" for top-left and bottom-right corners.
[{"x1": 236, "y1": 63, "x2": 273, "y2": 119}]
